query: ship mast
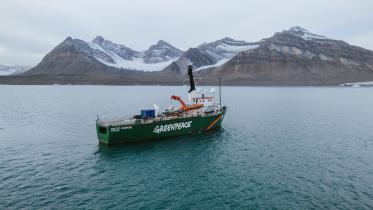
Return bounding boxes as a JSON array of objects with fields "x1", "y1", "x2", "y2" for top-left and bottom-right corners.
[{"x1": 219, "y1": 76, "x2": 222, "y2": 106}]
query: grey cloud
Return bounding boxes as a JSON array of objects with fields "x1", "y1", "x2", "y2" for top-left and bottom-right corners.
[{"x1": 0, "y1": 0, "x2": 372, "y2": 65}]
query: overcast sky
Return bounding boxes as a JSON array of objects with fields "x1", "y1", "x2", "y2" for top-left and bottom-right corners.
[{"x1": 1, "y1": 0, "x2": 372, "y2": 66}]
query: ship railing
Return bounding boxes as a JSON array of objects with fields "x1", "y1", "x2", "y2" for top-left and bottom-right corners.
[
  {"x1": 97, "y1": 117, "x2": 137, "y2": 127},
  {"x1": 97, "y1": 108, "x2": 223, "y2": 127}
]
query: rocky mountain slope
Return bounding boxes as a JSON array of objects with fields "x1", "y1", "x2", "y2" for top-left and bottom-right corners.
[
  {"x1": 24, "y1": 37, "x2": 118, "y2": 75},
  {"x1": 92, "y1": 36, "x2": 141, "y2": 61},
  {"x1": 143, "y1": 40, "x2": 183, "y2": 63},
  {"x1": 197, "y1": 26, "x2": 373, "y2": 85},
  {"x1": 26, "y1": 36, "x2": 254, "y2": 75},
  {"x1": 26, "y1": 36, "x2": 184, "y2": 74},
  {"x1": 198, "y1": 37, "x2": 259, "y2": 61},
  {"x1": 5, "y1": 26, "x2": 373, "y2": 85},
  {"x1": 163, "y1": 37, "x2": 259, "y2": 75}
]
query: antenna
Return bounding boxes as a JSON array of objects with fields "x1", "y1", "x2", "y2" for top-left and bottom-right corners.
[{"x1": 219, "y1": 76, "x2": 222, "y2": 106}]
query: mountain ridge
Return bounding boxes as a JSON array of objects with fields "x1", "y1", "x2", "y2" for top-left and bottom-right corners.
[
  {"x1": 4, "y1": 26, "x2": 373, "y2": 85},
  {"x1": 162, "y1": 37, "x2": 260, "y2": 75},
  {"x1": 196, "y1": 26, "x2": 373, "y2": 85}
]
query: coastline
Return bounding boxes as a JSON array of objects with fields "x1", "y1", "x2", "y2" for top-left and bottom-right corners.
[{"x1": 2, "y1": 74, "x2": 373, "y2": 86}]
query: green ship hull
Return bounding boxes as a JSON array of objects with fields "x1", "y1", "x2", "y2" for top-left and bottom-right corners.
[{"x1": 96, "y1": 107, "x2": 226, "y2": 144}]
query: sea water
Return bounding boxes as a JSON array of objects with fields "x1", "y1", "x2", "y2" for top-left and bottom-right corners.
[{"x1": 0, "y1": 85, "x2": 372, "y2": 209}]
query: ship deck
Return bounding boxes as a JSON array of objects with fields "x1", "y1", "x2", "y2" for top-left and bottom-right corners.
[{"x1": 96, "y1": 107, "x2": 224, "y2": 127}]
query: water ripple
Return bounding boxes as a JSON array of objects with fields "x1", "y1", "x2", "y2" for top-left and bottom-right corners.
[{"x1": 1, "y1": 86, "x2": 373, "y2": 209}]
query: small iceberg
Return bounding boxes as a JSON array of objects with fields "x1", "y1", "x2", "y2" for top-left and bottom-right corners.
[{"x1": 340, "y1": 81, "x2": 373, "y2": 87}]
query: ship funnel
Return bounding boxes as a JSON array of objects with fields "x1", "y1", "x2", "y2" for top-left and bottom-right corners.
[{"x1": 187, "y1": 65, "x2": 196, "y2": 93}]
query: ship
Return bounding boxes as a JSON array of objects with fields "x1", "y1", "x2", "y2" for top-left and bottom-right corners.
[{"x1": 96, "y1": 65, "x2": 227, "y2": 144}]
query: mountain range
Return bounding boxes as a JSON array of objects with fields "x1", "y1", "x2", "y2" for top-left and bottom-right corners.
[
  {"x1": 2, "y1": 26, "x2": 373, "y2": 85},
  {"x1": 24, "y1": 34, "x2": 254, "y2": 75},
  {"x1": 198, "y1": 26, "x2": 373, "y2": 85}
]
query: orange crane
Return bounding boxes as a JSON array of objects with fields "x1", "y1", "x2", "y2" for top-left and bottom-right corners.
[{"x1": 171, "y1": 95, "x2": 203, "y2": 111}]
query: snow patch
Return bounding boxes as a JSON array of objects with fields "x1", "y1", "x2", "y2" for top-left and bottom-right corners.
[
  {"x1": 269, "y1": 44, "x2": 315, "y2": 58},
  {"x1": 195, "y1": 58, "x2": 230, "y2": 71},
  {"x1": 198, "y1": 38, "x2": 259, "y2": 61},
  {"x1": 88, "y1": 40, "x2": 181, "y2": 71},
  {"x1": 304, "y1": 50, "x2": 316, "y2": 59},
  {"x1": 102, "y1": 54, "x2": 177, "y2": 71},
  {"x1": 216, "y1": 43, "x2": 258, "y2": 53},
  {"x1": 83, "y1": 37, "x2": 257, "y2": 72},
  {"x1": 289, "y1": 26, "x2": 327, "y2": 40},
  {"x1": 340, "y1": 81, "x2": 373, "y2": 87},
  {"x1": 319, "y1": 53, "x2": 334, "y2": 61},
  {"x1": 300, "y1": 32, "x2": 327, "y2": 40},
  {"x1": 339, "y1": 57, "x2": 359, "y2": 66}
]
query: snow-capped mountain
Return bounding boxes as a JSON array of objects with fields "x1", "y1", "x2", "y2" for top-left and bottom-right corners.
[
  {"x1": 0, "y1": 64, "x2": 31, "y2": 75},
  {"x1": 88, "y1": 36, "x2": 182, "y2": 71},
  {"x1": 264, "y1": 26, "x2": 372, "y2": 67},
  {"x1": 92, "y1": 36, "x2": 140, "y2": 60},
  {"x1": 24, "y1": 26, "x2": 373, "y2": 86},
  {"x1": 24, "y1": 37, "x2": 116, "y2": 75},
  {"x1": 163, "y1": 37, "x2": 259, "y2": 74},
  {"x1": 143, "y1": 40, "x2": 183, "y2": 63},
  {"x1": 195, "y1": 37, "x2": 259, "y2": 70},
  {"x1": 197, "y1": 26, "x2": 373, "y2": 85},
  {"x1": 198, "y1": 37, "x2": 259, "y2": 61},
  {"x1": 26, "y1": 36, "x2": 184, "y2": 74},
  {"x1": 286, "y1": 26, "x2": 327, "y2": 40},
  {"x1": 27, "y1": 35, "x2": 257, "y2": 75}
]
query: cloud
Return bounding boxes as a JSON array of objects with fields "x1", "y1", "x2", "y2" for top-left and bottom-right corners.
[
  {"x1": 0, "y1": 0, "x2": 372, "y2": 65},
  {"x1": 345, "y1": 30, "x2": 373, "y2": 50},
  {"x1": 0, "y1": 46, "x2": 44, "y2": 65}
]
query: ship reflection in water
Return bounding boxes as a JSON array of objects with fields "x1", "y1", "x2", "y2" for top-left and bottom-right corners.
[{"x1": 95, "y1": 128, "x2": 226, "y2": 157}]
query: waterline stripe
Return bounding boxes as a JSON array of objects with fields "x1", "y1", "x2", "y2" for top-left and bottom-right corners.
[{"x1": 206, "y1": 114, "x2": 222, "y2": 130}]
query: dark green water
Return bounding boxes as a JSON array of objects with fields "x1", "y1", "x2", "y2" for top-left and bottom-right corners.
[{"x1": 0, "y1": 86, "x2": 373, "y2": 209}]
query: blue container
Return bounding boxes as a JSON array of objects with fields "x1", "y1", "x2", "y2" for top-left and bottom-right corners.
[
  {"x1": 141, "y1": 109, "x2": 155, "y2": 118},
  {"x1": 140, "y1": 110, "x2": 147, "y2": 118}
]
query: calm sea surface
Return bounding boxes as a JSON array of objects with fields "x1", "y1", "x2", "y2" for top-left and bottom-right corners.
[{"x1": 0, "y1": 85, "x2": 373, "y2": 209}]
